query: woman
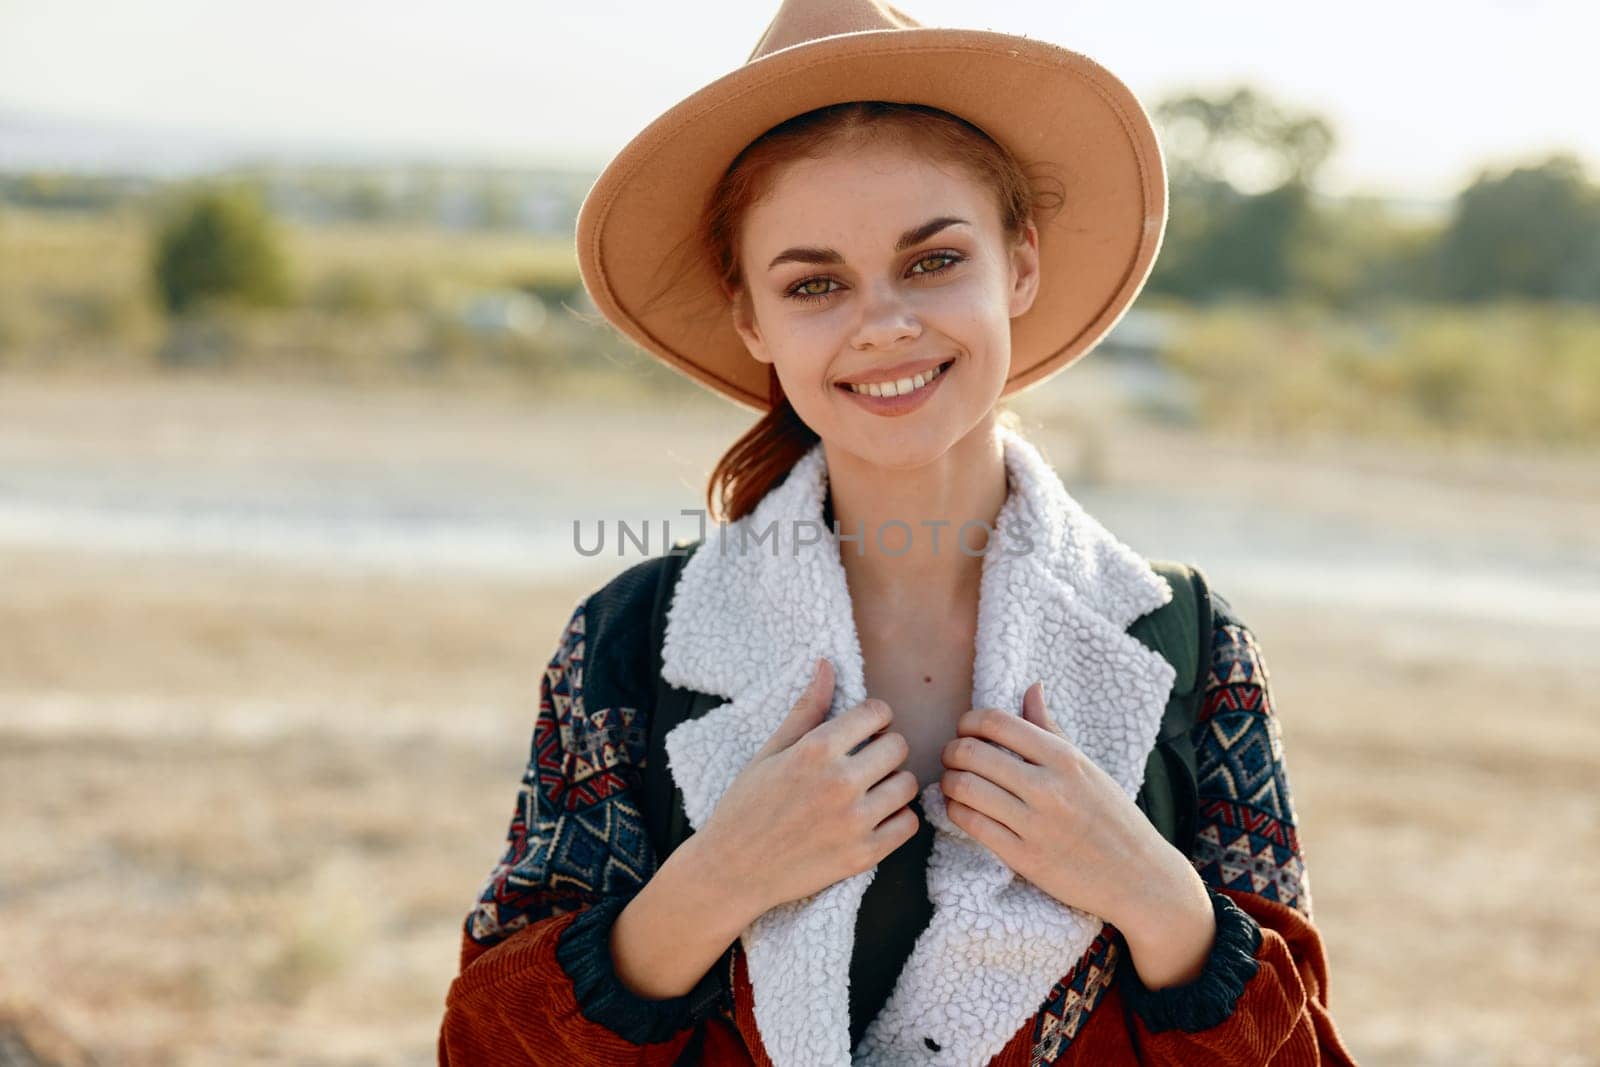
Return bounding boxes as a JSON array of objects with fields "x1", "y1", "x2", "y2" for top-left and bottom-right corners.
[{"x1": 439, "y1": 1, "x2": 1357, "y2": 1064}]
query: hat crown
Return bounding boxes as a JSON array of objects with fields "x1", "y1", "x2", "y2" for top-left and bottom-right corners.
[{"x1": 746, "y1": 0, "x2": 921, "y2": 62}]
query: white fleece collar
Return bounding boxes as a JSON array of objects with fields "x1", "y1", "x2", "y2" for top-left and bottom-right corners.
[{"x1": 660, "y1": 424, "x2": 1177, "y2": 1066}]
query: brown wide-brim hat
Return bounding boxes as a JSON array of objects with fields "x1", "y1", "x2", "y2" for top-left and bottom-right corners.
[{"x1": 574, "y1": 0, "x2": 1167, "y2": 413}]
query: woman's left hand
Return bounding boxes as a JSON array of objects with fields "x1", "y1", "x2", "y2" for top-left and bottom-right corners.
[{"x1": 938, "y1": 680, "x2": 1194, "y2": 933}]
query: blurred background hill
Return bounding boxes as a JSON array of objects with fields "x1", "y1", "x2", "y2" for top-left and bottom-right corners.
[{"x1": 4, "y1": 81, "x2": 1598, "y2": 444}]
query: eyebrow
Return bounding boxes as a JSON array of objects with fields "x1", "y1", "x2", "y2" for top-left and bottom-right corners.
[{"x1": 765, "y1": 216, "x2": 972, "y2": 272}]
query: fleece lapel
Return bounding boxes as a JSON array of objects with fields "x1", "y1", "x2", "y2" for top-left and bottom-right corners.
[{"x1": 660, "y1": 425, "x2": 1176, "y2": 1067}]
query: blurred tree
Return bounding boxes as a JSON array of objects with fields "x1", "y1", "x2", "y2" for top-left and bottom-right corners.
[
  {"x1": 1155, "y1": 86, "x2": 1335, "y2": 191},
  {"x1": 151, "y1": 184, "x2": 290, "y2": 314},
  {"x1": 1146, "y1": 86, "x2": 1336, "y2": 301},
  {"x1": 1434, "y1": 154, "x2": 1600, "y2": 301},
  {"x1": 346, "y1": 178, "x2": 390, "y2": 222},
  {"x1": 1292, "y1": 195, "x2": 1444, "y2": 309}
]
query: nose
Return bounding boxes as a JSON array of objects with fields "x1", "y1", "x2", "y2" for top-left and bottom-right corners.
[{"x1": 849, "y1": 282, "x2": 922, "y2": 351}]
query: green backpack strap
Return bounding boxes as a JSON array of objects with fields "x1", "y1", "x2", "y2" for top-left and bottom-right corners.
[
  {"x1": 642, "y1": 538, "x2": 709, "y2": 869},
  {"x1": 641, "y1": 537, "x2": 741, "y2": 1024},
  {"x1": 1125, "y1": 560, "x2": 1214, "y2": 858}
]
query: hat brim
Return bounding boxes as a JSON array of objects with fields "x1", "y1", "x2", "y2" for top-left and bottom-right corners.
[{"x1": 575, "y1": 27, "x2": 1167, "y2": 412}]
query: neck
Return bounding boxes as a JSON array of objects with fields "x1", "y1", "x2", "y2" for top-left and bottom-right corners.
[{"x1": 821, "y1": 420, "x2": 1010, "y2": 612}]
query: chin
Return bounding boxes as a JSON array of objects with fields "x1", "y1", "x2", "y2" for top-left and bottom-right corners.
[{"x1": 831, "y1": 414, "x2": 976, "y2": 473}]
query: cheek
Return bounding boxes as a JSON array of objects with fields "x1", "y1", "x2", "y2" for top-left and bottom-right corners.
[
  {"x1": 766, "y1": 334, "x2": 838, "y2": 402},
  {"x1": 765, "y1": 311, "x2": 850, "y2": 373},
  {"x1": 933, "y1": 294, "x2": 1011, "y2": 360},
  {"x1": 929, "y1": 275, "x2": 1011, "y2": 333}
]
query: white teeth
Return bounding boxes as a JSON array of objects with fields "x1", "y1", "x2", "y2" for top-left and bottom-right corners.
[{"x1": 848, "y1": 361, "x2": 947, "y2": 397}]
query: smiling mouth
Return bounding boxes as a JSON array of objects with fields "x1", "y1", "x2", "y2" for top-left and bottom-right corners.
[{"x1": 836, "y1": 359, "x2": 954, "y2": 398}]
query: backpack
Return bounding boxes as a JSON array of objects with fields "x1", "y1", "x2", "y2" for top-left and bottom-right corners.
[{"x1": 639, "y1": 539, "x2": 1212, "y2": 872}]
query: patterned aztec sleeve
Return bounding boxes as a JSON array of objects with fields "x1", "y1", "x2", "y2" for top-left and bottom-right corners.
[
  {"x1": 1112, "y1": 591, "x2": 1361, "y2": 1065},
  {"x1": 436, "y1": 598, "x2": 728, "y2": 1066}
]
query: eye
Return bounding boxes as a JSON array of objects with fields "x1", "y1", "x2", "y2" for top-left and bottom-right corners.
[
  {"x1": 785, "y1": 277, "x2": 841, "y2": 304},
  {"x1": 911, "y1": 252, "x2": 963, "y2": 276}
]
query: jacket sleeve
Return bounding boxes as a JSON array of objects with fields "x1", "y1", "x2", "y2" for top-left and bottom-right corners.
[
  {"x1": 1111, "y1": 594, "x2": 1360, "y2": 1066},
  {"x1": 437, "y1": 596, "x2": 731, "y2": 1066}
]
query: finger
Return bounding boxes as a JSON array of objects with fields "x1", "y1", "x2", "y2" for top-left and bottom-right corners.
[
  {"x1": 847, "y1": 726, "x2": 911, "y2": 790},
  {"x1": 868, "y1": 804, "x2": 922, "y2": 856},
  {"x1": 822, "y1": 697, "x2": 895, "y2": 760},
  {"x1": 945, "y1": 797, "x2": 1025, "y2": 861},
  {"x1": 941, "y1": 732, "x2": 1037, "y2": 802},
  {"x1": 939, "y1": 765, "x2": 1029, "y2": 836},
  {"x1": 764, "y1": 657, "x2": 834, "y2": 757},
  {"x1": 957, "y1": 704, "x2": 1067, "y2": 769},
  {"x1": 1022, "y1": 681, "x2": 1060, "y2": 735},
  {"x1": 863, "y1": 767, "x2": 921, "y2": 826}
]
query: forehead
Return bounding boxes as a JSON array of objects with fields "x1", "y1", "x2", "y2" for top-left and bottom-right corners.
[{"x1": 742, "y1": 141, "x2": 999, "y2": 248}]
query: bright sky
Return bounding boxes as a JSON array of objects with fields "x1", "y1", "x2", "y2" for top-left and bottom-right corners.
[{"x1": 2, "y1": 0, "x2": 1594, "y2": 200}]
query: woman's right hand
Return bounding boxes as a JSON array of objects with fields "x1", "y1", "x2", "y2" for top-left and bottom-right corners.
[{"x1": 697, "y1": 656, "x2": 921, "y2": 916}]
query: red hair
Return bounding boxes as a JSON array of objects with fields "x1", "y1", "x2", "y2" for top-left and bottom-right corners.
[{"x1": 698, "y1": 101, "x2": 1062, "y2": 523}]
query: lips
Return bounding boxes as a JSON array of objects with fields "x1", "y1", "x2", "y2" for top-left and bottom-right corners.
[
  {"x1": 836, "y1": 358, "x2": 954, "y2": 397},
  {"x1": 836, "y1": 356, "x2": 952, "y2": 389}
]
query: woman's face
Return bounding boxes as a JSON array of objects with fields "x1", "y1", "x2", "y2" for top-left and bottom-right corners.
[{"x1": 729, "y1": 139, "x2": 1040, "y2": 468}]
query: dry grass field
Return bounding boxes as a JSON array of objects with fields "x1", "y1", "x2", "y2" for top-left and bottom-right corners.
[{"x1": 0, "y1": 371, "x2": 1596, "y2": 1065}]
